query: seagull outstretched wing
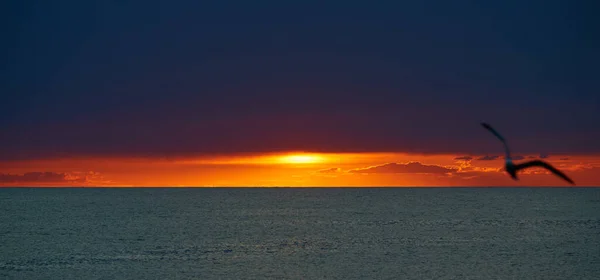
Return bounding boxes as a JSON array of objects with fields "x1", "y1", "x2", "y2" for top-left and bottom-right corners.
[
  {"x1": 514, "y1": 160, "x2": 575, "y2": 185},
  {"x1": 481, "y1": 122, "x2": 511, "y2": 159}
]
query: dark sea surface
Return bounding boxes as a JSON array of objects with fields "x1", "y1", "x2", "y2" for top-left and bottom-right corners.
[{"x1": 1, "y1": 187, "x2": 599, "y2": 279}]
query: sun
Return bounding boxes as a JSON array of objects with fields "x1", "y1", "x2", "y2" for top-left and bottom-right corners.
[{"x1": 279, "y1": 154, "x2": 323, "y2": 164}]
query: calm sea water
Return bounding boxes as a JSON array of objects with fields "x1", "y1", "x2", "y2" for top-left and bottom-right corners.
[{"x1": 1, "y1": 187, "x2": 599, "y2": 279}]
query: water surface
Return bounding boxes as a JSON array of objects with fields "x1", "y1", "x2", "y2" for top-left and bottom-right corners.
[{"x1": 1, "y1": 187, "x2": 599, "y2": 279}]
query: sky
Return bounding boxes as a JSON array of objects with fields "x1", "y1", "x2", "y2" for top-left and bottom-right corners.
[{"x1": 2, "y1": 1, "x2": 599, "y2": 186}]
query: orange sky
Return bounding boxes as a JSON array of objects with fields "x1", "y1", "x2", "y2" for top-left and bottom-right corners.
[{"x1": 1, "y1": 152, "x2": 599, "y2": 187}]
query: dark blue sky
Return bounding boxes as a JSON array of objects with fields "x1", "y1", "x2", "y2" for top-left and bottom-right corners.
[{"x1": 2, "y1": 1, "x2": 598, "y2": 159}]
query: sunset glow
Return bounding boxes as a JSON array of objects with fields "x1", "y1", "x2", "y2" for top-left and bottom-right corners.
[
  {"x1": 279, "y1": 154, "x2": 323, "y2": 164},
  {"x1": 1, "y1": 152, "x2": 599, "y2": 187}
]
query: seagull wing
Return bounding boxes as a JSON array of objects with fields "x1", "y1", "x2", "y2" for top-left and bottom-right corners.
[
  {"x1": 481, "y1": 122, "x2": 511, "y2": 159},
  {"x1": 514, "y1": 160, "x2": 575, "y2": 185}
]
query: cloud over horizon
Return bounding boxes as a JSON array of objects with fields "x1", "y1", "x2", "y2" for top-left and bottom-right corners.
[
  {"x1": 0, "y1": 171, "x2": 109, "y2": 186},
  {"x1": 349, "y1": 162, "x2": 457, "y2": 175},
  {"x1": 317, "y1": 167, "x2": 342, "y2": 174},
  {"x1": 454, "y1": 156, "x2": 473, "y2": 161},
  {"x1": 477, "y1": 155, "x2": 500, "y2": 161}
]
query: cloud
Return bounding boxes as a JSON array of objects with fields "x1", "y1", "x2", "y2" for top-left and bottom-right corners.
[
  {"x1": 471, "y1": 155, "x2": 524, "y2": 160},
  {"x1": 465, "y1": 166, "x2": 502, "y2": 172},
  {"x1": 528, "y1": 156, "x2": 536, "y2": 159},
  {"x1": 473, "y1": 155, "x2": 524, "y2": 160},
  {"x1": 451, "y1": 171, "x2": 489, "y2": 179},
  {"x1": 477, "y1": 155, "x2": 500, "y2": 161},
  {"x1": 565, "y1": 163, "x2": 595, "y2": 171},
  {"x1": 317, "y1": 167, "x2": 342, "y2": 174},
  {"x1": 0, "y1": 171, "x2": 109, "y2": 186},
  {"x1": 0, "y1": 172, "x2": 80, "y2": 184},
  {"x1": 560, "y1": 157, "x2": 570, "y2": 161},
  {"x1": 454, "y1": 156, "x2": 473, "y2": 161},
  {"x1": 540, "y1": 153, "x2": 549, "y2": 159},
  {"x1": 454, "y1": 156, "x2": 475, "y2": 171},
  {"x1": 349, "y1": 162, "x2": 457, "y2": 174}
]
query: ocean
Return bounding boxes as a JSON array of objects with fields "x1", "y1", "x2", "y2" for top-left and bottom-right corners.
[{"x1": 1, "y1": 187, "x2": 599, "y2": 279}]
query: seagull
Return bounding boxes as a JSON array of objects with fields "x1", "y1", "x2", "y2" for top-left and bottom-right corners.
[{"x1": 481, "y1": 122, "x2": 575, "y2": 185}]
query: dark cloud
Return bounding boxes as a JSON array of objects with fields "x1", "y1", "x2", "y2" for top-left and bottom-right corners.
[
  {"x1": 454, "y1": 156, "x2": 473, "y2": 161},
  {"x1": 477, "y1": 155, "x2": 500, "y2": 161},
  {"x1": 317, "y1": 167, "x2": 341, "y2": 174},
  {"x1": 528, "y1": 156, "x2": 537, "y2": 159},
  {"x1": 0, "y1": 172, "x2": 82, "y2": 184},
  {"x1": 511, "y1": 155, "x2": 525, "y2": 160},
  {"x1": 0, "y1": 172, "x2": 69, "y2": 183},
  {"x1": 560, "y1": 157, "x2": 570, "y2": 160},
  {"x1": 0, "y1": 171, "x2": 106, "y2": 185},
  {"x1": 349, "y1": 162, "x2": 456, "y2": 174},
  {"x1": 540, "y1": 154, "x2": 550, "y2": 159}
]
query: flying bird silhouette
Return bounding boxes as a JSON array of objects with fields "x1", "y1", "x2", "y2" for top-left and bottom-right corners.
[{"x1": 481, "y1": 122, "x2": 575, "y2": 185}]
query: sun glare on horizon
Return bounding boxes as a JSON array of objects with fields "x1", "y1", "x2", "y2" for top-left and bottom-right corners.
[{"x1": 279, "y1": 154, "x2": 323, "y2": 164}]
